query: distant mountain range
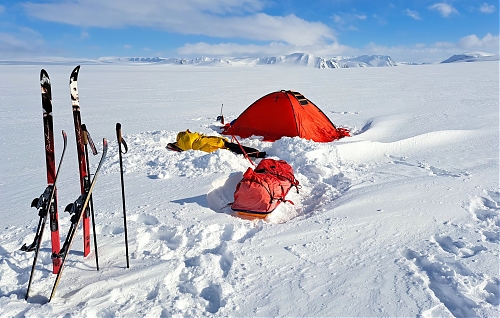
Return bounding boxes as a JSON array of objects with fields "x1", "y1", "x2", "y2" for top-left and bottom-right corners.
[
  {"x1": 1, "y1": 52, "x2": 497, "y2": 67},
  {"x1": 123, "y1": 53, "x2": 397, "y2": 68},
  {"x1": 122, "y1": 51, "x2": 499, "y2": 68}
]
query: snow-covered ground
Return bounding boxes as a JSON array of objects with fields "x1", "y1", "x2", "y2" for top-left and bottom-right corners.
[{"x1": 0, "y1": 61, "x2": 498, "y2": 317}]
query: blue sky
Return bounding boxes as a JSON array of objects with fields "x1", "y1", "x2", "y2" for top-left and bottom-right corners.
[{"x1": 0, "y1": 0, "x2": 498, "y2": 63}]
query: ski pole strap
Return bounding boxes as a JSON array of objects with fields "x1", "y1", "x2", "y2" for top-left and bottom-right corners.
[
  {"x1": 120, "y1": 138, "x2": 128, "y2": 154},
  {"x1": 116, "y1": 123, "x2": 128, "y2": 154},
  {"x1": 81, "y1": 124, "x2": 98, "y2": 155}
]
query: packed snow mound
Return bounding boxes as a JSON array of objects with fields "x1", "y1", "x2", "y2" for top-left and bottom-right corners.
[{"x1": 441, "y1": 52, "x2": 500, "y2": 63}]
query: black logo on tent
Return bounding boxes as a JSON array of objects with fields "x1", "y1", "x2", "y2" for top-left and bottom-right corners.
[{"x1": 292, "y1": 91, "x2": 309, "y2": 106}]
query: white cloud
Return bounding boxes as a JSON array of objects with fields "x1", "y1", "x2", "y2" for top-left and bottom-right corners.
[
  {"x1": 362, "y1": 33, "x2": 499, "y2": 63},
  {"x1": 177, "y1": 41, "x2": 353, "y2": 58},
  {"x1": 331, "y1": 12, "x2": 366, "y2": 31},
  {"x1": 428, "y1": 3, "x2": 458, "y2": 17},
  {"x1": 80, "y1": 30, "x2": 89, "y2": 40},
  {"x1": 458, "y1": 33, "x2": 499, "y2": 51},
  {"x1": 223, "y1": 13, "x2": 335, "y2": 46},
  {"x1": 173, "y1": 0, "x2": 264, "y2": 15},
  {"x1": 0, "y1": 5, "x2": 5, "y2": 14},
  {"x1": 332, "y1": 15, "x2": 344, "y2": 24},
  {"x1": 22, "y1": 0, "x2": 335, "y2": 46},
  {"x1": 479, "y1": 3, "x2": 496, "y2": 13},
  {"x1": 372, "y1": 14, "x2": 387, "y2": 25},
  {"x1": 175, "y1": 30, "x2": 500, "y2": 64},
  {"x1": 405, "y1": 9, "x2": 420, "y2": 20},
  {"x1": 0, "y1": 27, "x2": 46, "y2": 57},
  {"x1": 124, "y1": 44, "x2": 132, "y2": 49}
]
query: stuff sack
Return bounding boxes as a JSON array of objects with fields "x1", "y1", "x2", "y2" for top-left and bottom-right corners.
[{"x1": 231, "y1": 159, "x2": 299, "y2": 216}]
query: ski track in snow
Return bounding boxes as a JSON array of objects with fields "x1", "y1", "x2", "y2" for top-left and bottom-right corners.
[{"x1": 0, "y1": 62, "x2": 498, "y2": 317}]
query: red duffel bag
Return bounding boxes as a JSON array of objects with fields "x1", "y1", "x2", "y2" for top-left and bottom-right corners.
[{"x1": 231, "y1": 159, "x2": 299, "y2": 217}]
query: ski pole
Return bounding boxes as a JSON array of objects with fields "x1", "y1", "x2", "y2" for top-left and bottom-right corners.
[
  {"x1": 116, "y1": 123, "x2": 130, "y2": 268},
  {"x1": 82, "y1": 124, "x2": 99, "y2": 271},
  {"x1": 49, "y1": 138, "x2": 108, "y2": 302}
]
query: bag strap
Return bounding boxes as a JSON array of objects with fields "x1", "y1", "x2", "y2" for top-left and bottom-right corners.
[
  {"x1": 263, "y1": 171, "x2": 300, "y2": 193},
  {"x1": 249, "y1": 172, "x2": 296, "y2": 204},
  {"x1": 231, "y1": 135, "x2": 255, "y2": 167}
]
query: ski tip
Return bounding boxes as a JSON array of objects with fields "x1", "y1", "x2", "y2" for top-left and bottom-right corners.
[
  {"x1": 70, "y1": 65, "x2": 81, "y2": 80},
  {"x1": 40, "y1": 70, "x2": 50, "y2": 87},
  {"x1": 116, "y1": 123, "x2": 121, "y2": 131},
  {"x1": 40, "y1": 69, "x2": 49, "y2": 79},
  {"x1": 103, "y1": 138, "x2": 108, "y2": 149}
]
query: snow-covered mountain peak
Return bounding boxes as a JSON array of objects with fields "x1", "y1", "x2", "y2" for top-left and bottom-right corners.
[
  {"x1": 125, "y1": 53, "x2": 398, "y2": 69},
  {"x1": 441, "y1": 51, "x2": 500, "y2": 63}
]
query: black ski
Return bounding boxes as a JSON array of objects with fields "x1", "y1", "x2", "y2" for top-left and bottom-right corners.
[
  {"x1": 70, "y1": 65, "x2": 92, "y2": 257},
  {"x1": 23, "y1": 130, "x2": 67, "y2": 300},
  {"x1": 49, "y1": 138, "x2": 108, "y2": 302}
]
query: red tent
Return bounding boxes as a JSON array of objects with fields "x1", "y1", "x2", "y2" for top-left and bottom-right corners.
[{"x1": 221, "y1": 90, "x2": 349, "y2": 142}]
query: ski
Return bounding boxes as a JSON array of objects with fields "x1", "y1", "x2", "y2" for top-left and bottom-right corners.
[
  {"x1": 20, "y1": 69, "x2": 62, "y2": 273},
  {"x1": 69, "y1": 65, "x2": 91, "y2": 257},
  {"x1": 49, "y1": 138, "x2": 108, "y2": 302},
  {"x1": 82, "y1": 124, "x2": 100, "y2": 271},
  {"x1": 23, "y1": 130, "x2": 67, "y2": 300}
]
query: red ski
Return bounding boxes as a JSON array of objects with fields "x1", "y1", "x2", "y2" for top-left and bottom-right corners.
[
  {"x1": 69, "y1": 65, "x2": 91, "y2": 257},
  {"x1": 21, "y1": 70, "x2": 63, "y2": 273}
]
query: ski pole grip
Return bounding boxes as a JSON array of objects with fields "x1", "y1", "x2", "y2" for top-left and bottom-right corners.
[
  {"x1": 116, "y1": 123, "x2": 122, "y2": 142},
  {"x1": 116, "y1": 123, "x2": 128, "y2": 153}
]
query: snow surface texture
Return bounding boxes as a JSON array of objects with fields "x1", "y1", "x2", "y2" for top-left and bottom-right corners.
[{"x1": 0, "y1": 62, "x2": 498, "y2": 317}]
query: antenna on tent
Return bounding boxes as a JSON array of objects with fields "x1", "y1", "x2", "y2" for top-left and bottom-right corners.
[{"x1": 216, "y1": 103, "x2": 224, "y2": 124}]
